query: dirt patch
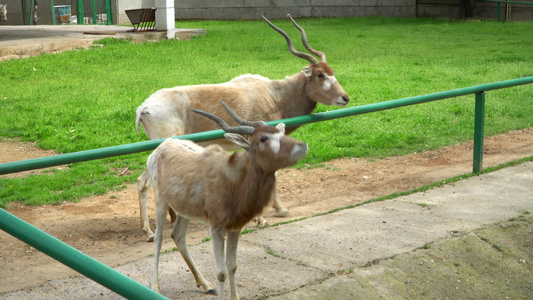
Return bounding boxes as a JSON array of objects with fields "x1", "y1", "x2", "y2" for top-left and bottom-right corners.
[
  {"x1": 0, "y1": 138, "x2": 69, "y2": 178},
  {"x1": 0, "y1": 128, "x2": 532, "y2": 293}
]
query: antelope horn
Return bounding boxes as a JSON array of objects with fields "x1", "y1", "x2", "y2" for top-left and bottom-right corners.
[
  {"x1": 191, "y1": 108, "x2": 255, "y2": 135},
  {"x1": 287, "y1": 14, "x2": 326, "y2": 63},
  {"x1": 262, "y1": 15, "x2": 319, "y2": 65},
  {"x1": 220, "y1": 101, "x2": 267, "y2": 128}
]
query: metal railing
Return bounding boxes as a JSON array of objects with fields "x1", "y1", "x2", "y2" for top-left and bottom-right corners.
[
  {"x1": 1, "y1": 76, "x2": 532, "y2": 298},
  {"x1": 0, "y1": 209, "x2": 168, "y2": 299},
  {"x1": 1, "y1": 76, "x2": 532, "y2": 176}
]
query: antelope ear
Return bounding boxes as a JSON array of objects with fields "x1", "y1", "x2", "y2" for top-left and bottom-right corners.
[
  {"x1": 302, "y1": 66, "x2": 312, "y2": 78},
  {"x1": 224, "y1": 133, "x2": 251, "y2": 150},
  {"x1": 276, "y1": 123, "x2": 286, "y2": 134}
]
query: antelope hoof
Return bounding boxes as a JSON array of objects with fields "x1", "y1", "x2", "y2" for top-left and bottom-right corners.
[
  {"x1": 205, "y1": 288, "x2": 217, "y2": 295},
  {"x1": 145, "y1": 232, "x2": 155, "y2": 242},
  {"x1": 253, "y1": 217, "x2": 269, "y2": 227},
  {"x1": 274, "y1": 208, "x2": 289, "y2": 217}
]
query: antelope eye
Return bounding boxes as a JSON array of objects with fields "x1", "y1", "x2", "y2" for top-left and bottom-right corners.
[
  {"x1": 317, "y1": 73, "x2": 325, "y2": 79},
  {"x1": 260, "y1": 136, "x2": 269, "y2": 142}
]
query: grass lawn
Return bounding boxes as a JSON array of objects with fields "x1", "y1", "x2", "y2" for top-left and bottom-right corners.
[{"x1": 0, "y1": 17, "x2": 532, "y2": 207}]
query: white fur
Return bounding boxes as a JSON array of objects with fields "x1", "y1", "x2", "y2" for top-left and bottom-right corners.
[{"x1": 323, "y1": 75, "x2": 337, "y2": 92}]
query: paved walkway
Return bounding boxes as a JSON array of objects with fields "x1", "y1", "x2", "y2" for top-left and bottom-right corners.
[
  {"x1": 2, "y1": 161, "x2": 531, "y2": 299},
  {"x1": 0, "y1": 25, "x2": 205, "y2": 60}
]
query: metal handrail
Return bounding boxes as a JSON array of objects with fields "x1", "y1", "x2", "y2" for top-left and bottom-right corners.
[
  {"x1": 1, "y1": 76, "x2": 532, "y2": 176},
  {"x1": 0, "y1": 209, "x2": 168, "y2": 299}
]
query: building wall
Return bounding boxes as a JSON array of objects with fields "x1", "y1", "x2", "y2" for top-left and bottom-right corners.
[
  {"x1": 1, "y1": 0, "x2": 532, "y2": 25},
  {"x1": 172, "y1": 0, "x2": 416, "y2": 20},
  {"x1": 1, "y1": 0, "x2": 115, "y2": 25},
  {"x1": 168, "y1": 0, "x2": 533, "y2": 21},
  {"x1": 474, "y1": 1, "x2": 533, "y2": 21},
  {"x1": 115, "y1": 0, "x2": 155, "y2": 25}
]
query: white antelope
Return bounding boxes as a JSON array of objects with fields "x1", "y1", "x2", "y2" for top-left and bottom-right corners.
[
  {"x1": 136, "y1": 14, "x2": 349, "y2": 240},
  {"x1": 147, "y1": 102, "x2": 308, "y2": 299}
]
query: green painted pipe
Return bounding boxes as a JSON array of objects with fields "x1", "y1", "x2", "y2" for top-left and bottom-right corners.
[
  {"x1": 0, "y1": 209, "x2": 168, "y2": 299},
  {"x1": 0, "y1": 130, "x2": 226, "y2": 175},
  {"x1": 51, "y1": 0, "x2": 55, "y2": 25},
  {"x1": 1, "y1": 76, "x2": 532, "y2": 176},
  {"x1": 473, "y1": 92, "x2": 486, "y2": 173},
  {"x1": 77, "y1": 0, "x2": 84, "y2": 24}
]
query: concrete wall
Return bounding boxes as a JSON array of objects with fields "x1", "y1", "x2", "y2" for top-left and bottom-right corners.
[
  {"x1": 416, "y1": 0, "x2": 533, "y2": 21},
  {"x1": 115, "y1": 0, "x2": 155, "y2": 25},
  {"x1": 1, "y1": 0, "x2": 532, "y2": 25},
  {"x1": 474, "y1": 1, "x2": 533, "y2": 21},
  {"x1": 172, "y1": 0, "x2": 417, "y2": 19}
]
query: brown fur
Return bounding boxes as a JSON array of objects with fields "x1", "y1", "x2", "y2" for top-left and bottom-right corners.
[
  {"x1": 151, "y1": 125, "x2": 301, "y2": 231},
  {"x1": 147, "y1": 124, "x2": 307, "y2": 297}
]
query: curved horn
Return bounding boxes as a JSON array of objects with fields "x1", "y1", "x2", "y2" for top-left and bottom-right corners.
[
  {"x1": 262, "y1": 15, "x2": 319, "y2": 65},
  {"x1": 191, "y1": 108, "x2": 255, "y2": 135},
  {"x1": 220, "y1": 101, "x2": 267, "y2": 128},
  {"x1": 288, "y1": 14, "x2": 326, "y2": 63}
]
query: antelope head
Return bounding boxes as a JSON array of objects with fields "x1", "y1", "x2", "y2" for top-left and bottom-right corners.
[
  {"x1": 263, "y1": 14, "x2": 350, "y2": 108},
  {"x1": 192, "y1": 101, "x2": 308, "y2": 172}
]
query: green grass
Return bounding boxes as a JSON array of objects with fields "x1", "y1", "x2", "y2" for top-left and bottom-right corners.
[{"x1": 1, "y1": 17, "x2": 532, "y2": 208}]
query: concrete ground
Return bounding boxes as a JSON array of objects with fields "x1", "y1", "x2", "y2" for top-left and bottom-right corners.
[
  {"x1": 0, "y1": 25, "x2": 205, "y2": 60},
  {"x1": 2, "y1": 161, "x2": 531, "y2": 299}
]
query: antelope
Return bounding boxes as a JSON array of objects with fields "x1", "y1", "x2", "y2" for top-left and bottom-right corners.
[
  {"x1": 136, "y1": 14, "x2": 349, "y2": 241},
  {"x1": 147, "y1": 102, "x2": 308, "y2": 299}
]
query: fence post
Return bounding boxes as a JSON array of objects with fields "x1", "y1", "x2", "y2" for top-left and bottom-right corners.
[
  {"x1": 473, "y1": 92, "x2": 485, "y2": 173},
  {"x1": 105, "y1": 0, "x2": 113, "y2": 24},
  {"x1": 77, "y1": 0, "x2": 84, "y2": 24}
]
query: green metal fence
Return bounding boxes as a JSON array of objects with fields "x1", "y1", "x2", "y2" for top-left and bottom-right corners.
[
  {"x1": 1, "y1": 76, "x2": 532, "y2": 176},
  {"x1": 1, "y1": 76, "x2": 532, "y2": 298},
  {"x1": 0, "y1": 209, "x2": 168, "y2": 299}
]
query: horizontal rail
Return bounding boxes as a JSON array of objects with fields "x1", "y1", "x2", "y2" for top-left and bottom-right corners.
[
  {"x1": 0, "y1": 209, "x2": 168, "y2": 300},
  {"x1": 1, "y1": 76, "x2": 532, "y2": 176}
]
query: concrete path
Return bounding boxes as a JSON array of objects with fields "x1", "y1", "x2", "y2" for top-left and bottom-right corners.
[
  {"x1": 0, "y1": 25, "x2": 205, "y2": 60},
  {"x1": 2, "y1": 161, "x2": 531, "y2": 299}
]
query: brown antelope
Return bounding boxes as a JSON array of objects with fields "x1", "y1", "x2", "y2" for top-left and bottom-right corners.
[
  {"x1": 136, "y1": 14, "x2": 349, "y2": 240},
  {"x1": 147, "y1": 102, "x2": 308, "y2": 299}
]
